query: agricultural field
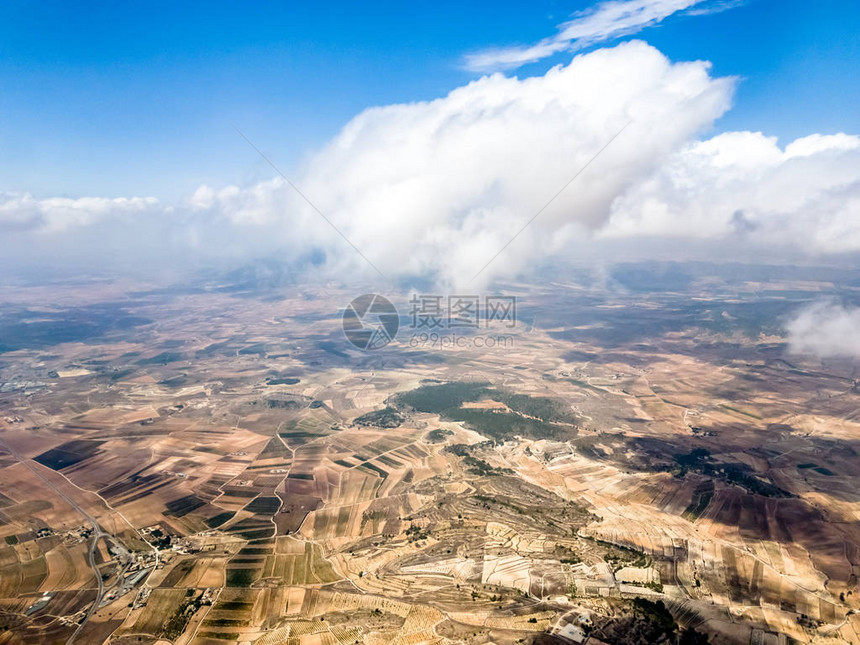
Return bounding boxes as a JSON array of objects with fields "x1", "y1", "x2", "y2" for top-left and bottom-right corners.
[{"x1": 2, "y1": 266, "x2": 860, "y2": 644}]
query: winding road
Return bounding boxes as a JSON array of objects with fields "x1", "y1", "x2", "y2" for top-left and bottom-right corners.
[{"x1": 0, "y1": 437, "x2": 108, "y2": 645}]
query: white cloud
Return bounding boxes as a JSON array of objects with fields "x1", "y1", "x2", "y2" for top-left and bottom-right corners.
[
  {"x1": 189, "y1": 180, "x2": 292, "y2": 226},
  {"x1": 785, "y1": 301, "x2": 860, "y2": 360},
  {"x1": 196, "y1": 41, "x2": 733, "y2": 287},
  {"x1": 601, "y1": 131, "x2": 860, "y2": 253},
  {"x1": 0, "y1": 192, "x2": 159, "y2": 233},
  {"x1": 465, "y1": 0, "x2": 729, "y2": 72}
]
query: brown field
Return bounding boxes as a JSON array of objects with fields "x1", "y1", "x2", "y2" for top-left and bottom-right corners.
[{"x1": 2, "y1": 273, "x2": 860, "y2": 644}]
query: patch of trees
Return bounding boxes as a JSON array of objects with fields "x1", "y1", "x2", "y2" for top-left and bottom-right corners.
[
  {"x1": 591, "y1": 599, "x2": 709, "y2": 645},
  {"x1": 673, "y1": 448, "x2": 792, "y2": 498},
  {"x1": 393, "y1": 381, "x2": 579, "y2": 441},
  {"x1": 264, "y1": 398, "x2": 301, "y2": 410},
  {"x1": 266, "y1": 376, "x2": 300, "y2": 385},
  {"x1": 427, "y1": 428, "x2": 453, "y2": 442},
  {"x1": 354, "y1": 407, "x2": 405, "y2": 428},
  {"x1": 443, "y1": 444, "x2": 513, "y2": 476},
  {"x1": 162, "y1": 589, "x2": 205, "y2": 639},
  {"x1": 405, "y1": 523, "x2": 429, "y2": 542}
]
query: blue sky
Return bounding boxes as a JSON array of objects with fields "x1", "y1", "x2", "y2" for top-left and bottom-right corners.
[{"x1": 0, "y1": 0, "x2": 858, "y2": 202}]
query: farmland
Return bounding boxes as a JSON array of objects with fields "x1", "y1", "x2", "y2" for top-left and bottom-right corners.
[{"x1": 1, "y1": 265, "x2": 860, "y2": 644}]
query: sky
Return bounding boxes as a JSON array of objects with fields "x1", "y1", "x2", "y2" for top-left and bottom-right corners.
[
  {"x1": 1, "y1": 0, "x2": 859, "y2": 288},
  {"x1": 1, "y1": 0, "x2": 858, "y2": 200}
]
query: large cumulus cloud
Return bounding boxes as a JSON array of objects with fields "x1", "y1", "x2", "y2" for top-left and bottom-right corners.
[
  {"x1": 194, "y1": 41, "x2": 735, "y2": 286},
  {"x1": 2, "y1": 41, "x2": 860, "y2": 288}
]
